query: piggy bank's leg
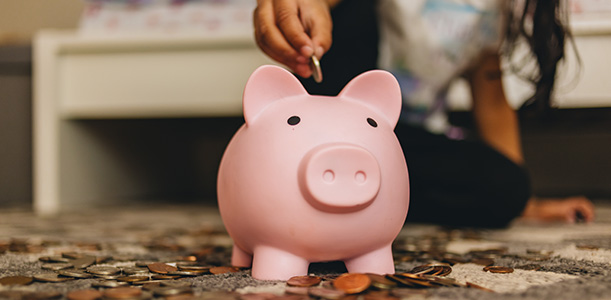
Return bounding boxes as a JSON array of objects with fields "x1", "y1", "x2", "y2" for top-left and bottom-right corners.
[
  {"x1": 344, "y1": 244, "x2": 394, "y2": 275},
  {"x1": 251, "y1": 246, "x2": 309, "y2": 280},
  {"x1": 232, "y1": 245, "x2": 253, "y2": 267}
]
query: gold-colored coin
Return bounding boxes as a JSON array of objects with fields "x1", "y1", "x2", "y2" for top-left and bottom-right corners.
[
  {"x1": 0, "y1": 276, "x2": 33, "y2": 285},
  {"x1": 70, "y1": 255, "x2": 96, "y2": 269},
  {"x1": 147, "y1": 262, "x2": 178, "y2": 274},
  {"x1": 333, "y1": 273, "x2": 371, "y2": 294},
  {"x1": 287, "y1": 275, "x2": 322, "y2": 287},
  {"x1": 33, "y1": 273, "x2": 74, "y2": 283},
  {"x1": 66, "y1": 289, "x2": 103, "y2": 300},
  {"x1": 366, "y1": 273, "x2": 397, "y2": 290},
  {"x1": 483, "y1": 266, "x2": 514, "y2": 274},
  {"x1": 117, "y1": 275, "x2": 150, "y2": 283}
]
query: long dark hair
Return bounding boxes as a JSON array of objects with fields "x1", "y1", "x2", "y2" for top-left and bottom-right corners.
[{"x1": 503, "y1": 0, "x2": 575, "y2": 112}]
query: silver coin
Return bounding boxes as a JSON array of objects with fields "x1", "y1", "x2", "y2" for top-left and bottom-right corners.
[
  {"x1": 41, "y1": 263, "x2": 72, "y2": 271},
  {"x1": 92, "y1": 280, "x2": 129, "y2": 288},
  {"x1": 33, "y1": 273, "x2": 74, "y2": 283},
  {"x1": 310, "y1": 55, "x2": 323, "y2": 83},
  {"x1": 39, "y1": 256, "x2": 70, "y2": 263},
  {"x1": 122, "y1": 267, "x2": 149, "y2": 275},
  {"x1": 58, "y1": 269, "x2": 93, "y2": 279},
  {"x1": 70, "y1": 255, "x2": 96, "y2": 269},
  {"x1": 87, "y1": 266, "x2": 121, "y2": 275}
]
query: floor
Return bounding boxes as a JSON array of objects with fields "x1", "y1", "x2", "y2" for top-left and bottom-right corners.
[{"x1": 1, "y1": 202, "x2": 610, "y2": 299}]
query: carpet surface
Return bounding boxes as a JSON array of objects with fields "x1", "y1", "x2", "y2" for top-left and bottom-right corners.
[{"x1": 1, "y1": 202, "x2": 610, "y2": 300}]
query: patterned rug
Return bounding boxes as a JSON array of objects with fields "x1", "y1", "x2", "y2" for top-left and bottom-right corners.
[{"x1": 1, "y1": 202, "x2": 610, "y2": 300}]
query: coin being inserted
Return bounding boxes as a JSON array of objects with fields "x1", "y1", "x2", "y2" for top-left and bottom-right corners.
[{"x1": 310, "y1": 55, "x2": 323, "y2": 83}]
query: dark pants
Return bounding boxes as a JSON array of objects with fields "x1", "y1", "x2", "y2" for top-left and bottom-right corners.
[
  {"x1": 395, "y1": 124, "x2": 531, "y2": 228},
  {"x1": 301, "y1": 0, "x2": 530, "y2": 228}
]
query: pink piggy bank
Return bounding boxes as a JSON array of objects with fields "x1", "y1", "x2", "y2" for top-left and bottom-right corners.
[{"x1": 217, "y1": 65, "x2": 409, "y2": 280}]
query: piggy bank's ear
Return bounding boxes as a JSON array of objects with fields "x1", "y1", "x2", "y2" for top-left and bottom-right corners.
[
  {"x1": 338, "y1": 70, "x2": 402, "y2": 127},
  {"x1": 243, "y1": 65, "x2": 308, "y2": 125}
]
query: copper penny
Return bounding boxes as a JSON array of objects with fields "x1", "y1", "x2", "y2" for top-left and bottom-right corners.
[
  {"x1": 147, "y1": 262, "x2": 178, "y2": 274},
  {"x1": 66, "y1": 289, "x2": 103, "y2": 300},
  {"x1": 287, "y1": 275, "x2": 322, "y2": 287},
  {"x1": 0, "y1": 275, "x2": 33, "y2": 285},
  {"x1": 333, "y1": 273, "x2": 371, "y2": 294},
  {"x1": 483, "y1": 266, "x2": 514, "y2": 274}
]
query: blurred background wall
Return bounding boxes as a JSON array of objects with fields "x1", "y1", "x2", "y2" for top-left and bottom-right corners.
[{"x1": 0, "y1": 0, "x2": 83, "y2": 207}]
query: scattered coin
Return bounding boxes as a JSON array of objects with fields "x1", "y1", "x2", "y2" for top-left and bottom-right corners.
[
  {"x1": 58, "y1": 269, "x2": 93, "y2": 279},
  {"x1": 41, "y1": 263, "x2": 73, "y2": 271},
  {"x1": 167, "y1": 270, "x2": 205, "y2": 277},
  {"x1": 576, "y1": 244, "x2": 599, "y2": 250},
  {"x1": 39, "y1": 256, "x2": 70, "y2": 263},
  {"x1": 87, "y1": 266, "x2": 121, "y2": 276},
  {"x1": 147, "y1": 262, "x2": 178, "y2": 274},
  {"x1": 33, "y1": 273, "x2": 74, "y2": 283},
  {"x1": 122, "y1": 267, "x2": 149, "y2": 275},
  {"x1": 176, "y1": 265, "x2": 210, "y2": 272},
  {"x1": 91, "y1": 280, "x2": 129, "y2": 288},
  {"x1": 366, "y1": 274, "x2": 397, "y2": 290},
  {"x1": 310, "y1": 55, "x2": 323, "y2": 83},
  {"x1": 152, "y1": 274, "x2": 181, "y2": 280},
  {"x1": 71, "y1": 255, "x2": 97, "y2": 269},
  {"x1": 333, "y1": 273, "x2": 371, "y2": 294},
  {"x1": 287, "y1": 275, "x2": 322, "y2": 287},
  {"x1": 0, "y1": 275, "x2": 34, "y2": 285},
  {"x1": 483, "y1": 266, "x2": 514, "y2": 274},
  {"x1": 117, "y1": 275, "x2": 150, "y2": 283},
  {"x1": 66, "y1": 289, "x2": 103, "y2": 300}
]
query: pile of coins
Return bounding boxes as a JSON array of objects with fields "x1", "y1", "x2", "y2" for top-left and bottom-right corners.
[{"x1": 0, "y1": 228, "x2": 552, "y2": 300}]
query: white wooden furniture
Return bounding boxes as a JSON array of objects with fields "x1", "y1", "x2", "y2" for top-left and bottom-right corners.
[{"x1": 33, "y1": 30, "x2": 273, "y2": 215}]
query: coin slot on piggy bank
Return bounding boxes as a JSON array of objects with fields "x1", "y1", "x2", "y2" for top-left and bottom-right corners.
[{"x1": 217, "y1": 65, "x2": 409, "y2": 280}]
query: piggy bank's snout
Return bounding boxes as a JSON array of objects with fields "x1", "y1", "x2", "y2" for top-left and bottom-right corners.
[{"x1": 298, "y1": 143, "x2": 381, "y2": 213}]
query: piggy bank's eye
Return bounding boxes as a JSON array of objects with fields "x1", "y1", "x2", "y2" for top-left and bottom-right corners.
[
  {"x1": 288, "y1": 116, "x2": 301, "y2": 125},
  {"x1": 367, "y1": 118, "x2": 378, "y2": 128}
]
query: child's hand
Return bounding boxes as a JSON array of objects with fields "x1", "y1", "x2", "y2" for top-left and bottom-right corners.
[
  {"x1": 521, "y1": 196, "x2": 595, "y2": 223},
  {"x1": 253, "y1": 0, "x2": 333, "y2": 78}
]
